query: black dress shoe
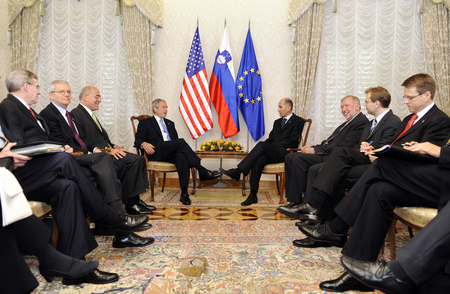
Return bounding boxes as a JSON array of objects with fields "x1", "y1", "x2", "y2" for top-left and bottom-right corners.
[
  {"x1": 200, "y1": 170, "x2": 221, "y2": 181},
  {"x1": 138, "y1": 200, "x2": 156, "y2": 210},
  {"x1": 104, "y1": 214, "x2": 149, "y2": 231},
  {"x1": 297, "y1": 223, "x2": 347, "y2": 247},
  {"x1": 112, "y1": 231, "x2": 155, "y2": 248},
  {"x1": 241, "y1": 193, "x2": 257, "y2": 206},
  {"x1": 180, "y1": 193, "x2": 191, "y2": 205},
  {"x1": 62, "y1": 269, "x2": 119, "y2": 285},
  {"x1": 292, "y1": 237, "x2": 334, "y2": 248},
  {"x1": 319, "y1": 271, "x2": 374, "y2": 292},
  {"x1": 125, "y1": 202, "x2": 154, "y2": 215},
  {"x1": 341, "y1": 255, "x2": 415, "y2": 294},
  {"x1": 277, "y1": 203, "x2": 303, "y2": 218},
  {"x1": 294, "y1": 203, "x2": 321, "y2": 220},
  {"x1": 219, "y1": 167, "x2": 240, "y2": 182}
]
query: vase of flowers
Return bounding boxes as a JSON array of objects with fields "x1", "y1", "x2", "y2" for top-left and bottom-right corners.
[{"x1": 198, "y1": 139, "x2": 244, "y2": 152}]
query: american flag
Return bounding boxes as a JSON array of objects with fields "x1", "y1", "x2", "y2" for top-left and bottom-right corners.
[{"x1": 179, "y1": 27, "x2": 213, "y2": 139}]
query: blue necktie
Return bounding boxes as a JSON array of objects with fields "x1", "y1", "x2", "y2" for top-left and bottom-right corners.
[
  {"x1": 160, "y1": 118, "x2": 171, "y2": 141},
  {"x1": 370, "y1": 118, "x2": 377, "y2": 134},
  {"x1": 281, "y1": 118, "x2": 287, "y2": 128}
]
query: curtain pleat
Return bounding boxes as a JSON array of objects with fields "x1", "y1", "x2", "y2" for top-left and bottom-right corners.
[
  {"x1": 10, "y1": 2, "x2": 41, "y2": 71},
  {"x1": 121, "y1": 3, "x2": 155, "y2": 116},
  {"x1": 290, "y1": 2, "x2": 325, "y2": 118},
  {"x1": 422, "y1": 0, "x2": 450, "y2": 113}
]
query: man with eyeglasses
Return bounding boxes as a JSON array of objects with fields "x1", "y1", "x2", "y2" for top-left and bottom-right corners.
[
  {"x1": 41, "y1": 83, "x2": 153, "y2": 215},
  {"x1": 297, "y1": 73, "x2": 450, "y2": 292}
]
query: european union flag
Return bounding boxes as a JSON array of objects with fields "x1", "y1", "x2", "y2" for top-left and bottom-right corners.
[{"x1": 236, "y1": 28, "x2": 264, "y2": 141}]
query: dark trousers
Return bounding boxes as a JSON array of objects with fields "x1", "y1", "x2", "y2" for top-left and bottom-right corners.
[
  {"x1": 157, "y1": 139, "x2": 201, "y2": 190},
  {"x1": 75, "y1": 153, "x2": 122, "y2": 205},
  {"x1": 285, "y1": 152, "x2": 328, "y2": 203},
  {"x1": 238, "y1": 141, "x2": 287, "y2": 192},
  {"x1": 114, "y1": 153, "x2": 149, "y2": 205},
  {"x1": 13, "y1": 152, "x2": 117, "y2": 258},
  {"x1": 0, "y1": 210, "x2": 44, "y2": 294},
  {"x1": 337, "y1": 157, "x2": 441, "y2": 262}
]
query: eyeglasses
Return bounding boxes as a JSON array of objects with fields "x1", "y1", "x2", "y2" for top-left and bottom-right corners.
[
  {"x1": 403, "y1": 92, "x2": 426, "y2": 101},
  {"x1": 1, "y1": 136, "x2": 9, "y2": 149},
  {"x1": 52, "y1": 90, "x2": 72, "y2": 95}
]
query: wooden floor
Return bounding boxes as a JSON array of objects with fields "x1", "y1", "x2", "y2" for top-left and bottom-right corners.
[{"x1": 146, "y1": 178, "x2": 294, "y2": 221}]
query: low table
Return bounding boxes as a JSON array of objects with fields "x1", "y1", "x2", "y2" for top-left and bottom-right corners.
[{"x1": 192, "y1": 151, "x2": 248, "y2": 196}]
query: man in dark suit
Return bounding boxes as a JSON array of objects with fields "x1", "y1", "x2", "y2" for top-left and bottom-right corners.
[
  {"x1": 134, "y1": 99, "x2": 221, "y2": 205},
  {"x1": 288, "y1": 87, "x2": 401, "y2": 240},
  {"x1": 0, "y1": 70, "x2": 152, "y2": 260},
  {"x1": 297, "y1": 73, "x2": 450, "y2": 292},
  {"x1": 278, "y1": 95, "x2": 368, "y2": 215},
  {"x1": 41, "y1": 82, "x2": 153, "y2": 215},
  {"x1": 342, "y1": 193, "x2": 450, "y2": 294},
  {"x1": 220, "y1": 98, "x2": 305, "y2": 206}
]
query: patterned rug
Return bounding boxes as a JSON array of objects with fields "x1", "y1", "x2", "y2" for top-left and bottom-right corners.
[
  {"x1": 141, "y1": 186, "x2": 282, "y2": 208},
  {"x1": 28, "y1": 220, "x2": 409, "y2": 293}
]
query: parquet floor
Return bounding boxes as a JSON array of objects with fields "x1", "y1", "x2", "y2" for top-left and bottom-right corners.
[{"x1": 146, "y1": 179, "x2": 294, "y2": 221}]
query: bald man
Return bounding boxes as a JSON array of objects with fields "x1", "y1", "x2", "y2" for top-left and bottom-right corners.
[{"x1": 221, "y1": 98, "x2": 305, "y2": 206}]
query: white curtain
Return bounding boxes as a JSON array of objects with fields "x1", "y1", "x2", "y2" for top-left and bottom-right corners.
[
  {"x1": 34, "y1": 0, "x2": 139, "y2": 150},
  {"x1": 307, "y1": 0, "x2": 426, "y2": 145}
]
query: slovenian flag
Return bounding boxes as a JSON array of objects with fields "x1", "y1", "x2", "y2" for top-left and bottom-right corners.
[{"x1": 209, "y1": 27, "x2": 239, "y2": 138}]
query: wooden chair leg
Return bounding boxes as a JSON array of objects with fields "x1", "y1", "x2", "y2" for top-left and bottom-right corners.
[
  {"x1": 279, "y1": 172, "x2": 285, "y2": 204},
  {"x1": 52, "y1": 218, "x2": 58, "y2": 249},
  {"x1": 150, "y1": 170, "x2": 156, "y2": 202},
  {"x1": 161, "y1": 172, "x2": 167, "y2": 192},
  {"x1": 275, "y1": 175, "x2": 281, "y2": 196},
  {"x1": 388, "y1": 219, "x2": 398, "y2": 260}
]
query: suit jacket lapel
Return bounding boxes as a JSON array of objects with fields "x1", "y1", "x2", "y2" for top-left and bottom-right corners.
[
  {"x1": 76, "y1": 105, "x2": 107, "y2": 138},
  {"x1": 49, "y1": 103, "x2": 77, "y2": 141},
  {"x1": 399, "y1": 105, "x2": 437, "y2": 139},
  {"x1": 151, "y1": 116, "x2": 164, "y2": 139},
  {"x1": 366, "y1": 110, "x2": 391, "y2": 140},
  {"x1": 279, "y1": 114, "x2": 296, "y2": 133},
  {"x1": 8, "y1": 95, "x2": 40, "y2": 128}
]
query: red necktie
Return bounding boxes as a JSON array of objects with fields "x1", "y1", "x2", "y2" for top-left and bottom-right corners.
[
  {"x1": 391, "y1": 114, "x2": 418, "y2": 144},
  {"x1": 66, "y1": 111, "x2": 88, "y2": 151},
  {"x1": 29, "y1": 108, "x2": 37, "y2": 120}
]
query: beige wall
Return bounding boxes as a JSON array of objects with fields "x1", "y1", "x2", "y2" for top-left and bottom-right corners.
[
  {"x1": 0, "y1": 0, "x2": 11, "y2": 99},
  {"x1": 154, "y1": 0, "x2": 292, "y2": 151}
]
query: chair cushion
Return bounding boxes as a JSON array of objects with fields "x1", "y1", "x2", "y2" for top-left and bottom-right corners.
[
  {"x1": 147, "y1": 161, "x2": 177, "y2": 172},
  {"x1": 28, "y1": 201, "x2": 52, "y2": 219},
  {"x1": 394, "y1": 206, "x2": 438, "y2": 228},
  {"x1": 262, "y1": 162, "x2": 285, "y2": 173}
]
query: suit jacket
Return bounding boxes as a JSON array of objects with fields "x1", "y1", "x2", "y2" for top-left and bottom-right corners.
[
  {"x1": 359, "y1": 109, "x2": 401, "y2": 149},
  {"x1": 390, "y1": 104, "x2": 450, "y2": 146},
  {"x1": 265, "y1": 114, "x2": 305, "y2": 149},
  {"x1": 134, "y1": 116, "x2": 179, "y2": 160},
  {"x1": 0, "y1": 94, "x2": 50, "y2": 144},
  {"x1": 314, "y1": 112, "x2": 369, "y2": 155},
  {"x1": 70, "y1": 104, "x2": 114, "y2": 149},
  {"x1": 40, "y1": 103, "x2": 94, "y2": 153}
]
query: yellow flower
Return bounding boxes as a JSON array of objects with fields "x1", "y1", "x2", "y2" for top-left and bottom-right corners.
[
  {"x1": 212, "y1": 139, "x2": 216, "y2": 143},
  {"x1": 207, "y1": 142, "x2": 211, "y2": 146},
  {"x1": 220, "y1": 139, "x2": 224, "y2": 143},
  {"x1": 232, "y1": 142, "x2": 236, "y2": 146},
  {"x1": 229, "y1": 146, "x2": 233, "y2": 150},
  {"x1": 202, "y1": 146, "x2": 206, "y2": 150},
  {"x1": 219, "y1": 147, "x2": 223, "y2": 150},
  {"x1": 236, "y1": 146, "x2": 241, "y2": 150},
  {"x1": 211, "y1": 145, "x2": 215, "y2": 150}
]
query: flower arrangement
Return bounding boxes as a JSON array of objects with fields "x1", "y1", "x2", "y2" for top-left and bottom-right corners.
[{"x1": 198, "y1": 139, "x2": 244, "y2": 152}]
